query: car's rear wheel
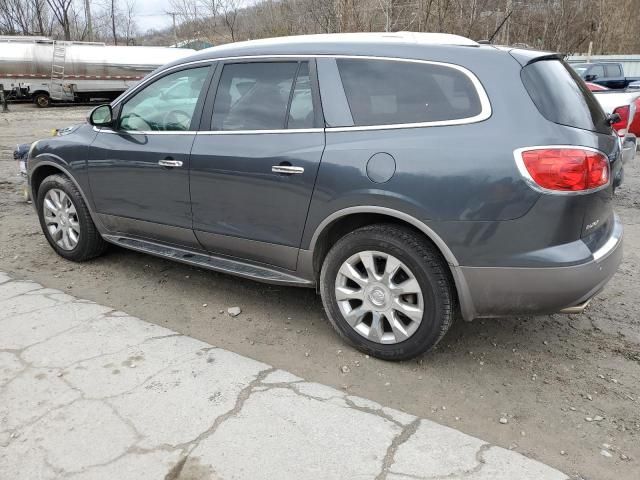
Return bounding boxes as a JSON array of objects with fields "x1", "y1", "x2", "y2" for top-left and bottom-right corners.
[
  {"x1": 320, "y1": 224, "x2": 454, "y2": 360},
  {"x1": 36, "y1": 174, "x2": 107, "y2": 261},
  {"x1": 34, "y1": 93, "x2": 51, "y2": 108}
]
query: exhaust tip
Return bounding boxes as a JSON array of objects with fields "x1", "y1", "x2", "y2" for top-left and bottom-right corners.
[{"x1": 559, "y1": 298, "x2": 592, "y2": 315}]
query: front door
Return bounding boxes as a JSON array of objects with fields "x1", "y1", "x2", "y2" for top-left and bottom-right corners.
[
  {"x1": 190, "y1": 60, "x2": 325, "y2": 270},
  {"x1": 88, "y1": 65, "x2": 212, "y2": 246}
]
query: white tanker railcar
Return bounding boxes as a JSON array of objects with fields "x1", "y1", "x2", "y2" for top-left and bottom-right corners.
[{"x1": 0, "y1": 36, "x2": 195, "y2": 107}]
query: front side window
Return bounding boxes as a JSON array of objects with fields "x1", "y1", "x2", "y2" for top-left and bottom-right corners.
[
  {"x1": 119, "y1": 66, "x2": 210, "y2": 132},
  {"x1": 212, "y1": 61, "x2": 314, "y2": 131},
  {"x1": 336, "y1": 58, "x2": 482, "y2": 127}
]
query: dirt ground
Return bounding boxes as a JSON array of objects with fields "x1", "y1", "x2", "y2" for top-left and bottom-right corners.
[{"x1": 1, "y1": 103, "x2": 638, "y2": 480}]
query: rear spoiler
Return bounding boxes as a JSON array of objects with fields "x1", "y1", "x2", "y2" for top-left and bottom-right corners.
[{"x1": 507, "y1": 48, "x2": 563, "y2": 67}]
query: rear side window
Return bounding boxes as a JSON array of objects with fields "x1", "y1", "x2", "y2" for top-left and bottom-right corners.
[
  {"x1": 605, "y1": 64, "x2": 622, "y2": 77},
  {"x1": 336, "y1": 58, "x2": 482, "y2": 126},
  {"x1": 589, "y1": 64, "x2": 605, "y2": 78},
  {"x1": 212, "y1": 61, "x2": 314, "y2": 131},
  {"x1": 521, "y1": 60, "x2": 610, "y2": 135}
]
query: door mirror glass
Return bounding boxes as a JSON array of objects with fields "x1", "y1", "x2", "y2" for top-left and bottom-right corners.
[{"x1": 89, "y1": 104, "x2": 113, "y2": 127}]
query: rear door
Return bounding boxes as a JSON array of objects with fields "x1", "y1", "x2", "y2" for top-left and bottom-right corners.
[{"x1": 189, "y1": 59, "x2": 325, "y2": 270}]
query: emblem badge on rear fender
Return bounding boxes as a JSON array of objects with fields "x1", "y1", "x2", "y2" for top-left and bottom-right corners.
[{"x1": 586, "y1": 219, "x2": 600, "y2": 231}]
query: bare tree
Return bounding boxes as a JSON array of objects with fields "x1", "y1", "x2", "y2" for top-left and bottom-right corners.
[
  {"x1": 46, "y1": 0, "x2": 72, "y2": 39},
  {"x1": 220, "y1": 0, "x2": 239, "y2": 41},
  {"x1": 121, "y1": 0, "x2": 137, "y2": 45},
  {"x1": 2, "y1": 0, "x2": 629, "y2": 54}
]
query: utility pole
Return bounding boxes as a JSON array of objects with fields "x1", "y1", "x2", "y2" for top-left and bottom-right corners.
[
  {"x1": 111, "y1": 0, "x2": 118, "y2": 45},
  {"x1": 505, "y1": 0, "x2": 512, "y2": 45},
  {"x1": 167, "y1": 11, "x2": 178, "y2": 46},
  {"x1": 84, "y1": 0, "x2": 93, "y2": 41}
]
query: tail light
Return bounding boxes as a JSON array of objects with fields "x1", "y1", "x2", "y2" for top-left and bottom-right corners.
[
  {"x1": 515, "y1": 147, "x2": 610, "y2": 192},
  {"x1": 611, "y1": 105, "x2": 630, "y2": 136}
]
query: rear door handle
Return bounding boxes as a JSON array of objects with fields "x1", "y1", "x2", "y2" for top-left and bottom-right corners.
[
  {"x1": 158, "y1": 159, "x2": 183, "y2": 168},
  {"x1": 272, "y1": 165, "x2": 304, "y2": 175}
]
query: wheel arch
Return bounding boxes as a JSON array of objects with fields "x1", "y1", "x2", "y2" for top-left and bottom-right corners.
[
  {"x1": 30, "y1": 163, "x2": 67, "y2": 202},
  {"x1": 30, "y1": 161, "x2": 97, "y2": 225},
  {"x1": 31, "y1": 90, "x2": 51, "y2": 107},
  {"x1": 308, "y1": 207, "x2": 476, "y2": 321}
]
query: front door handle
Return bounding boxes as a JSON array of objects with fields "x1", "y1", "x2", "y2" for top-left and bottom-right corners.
[
  {"x1": 158, "y1": 159, "x2": 183, "y2": 168},
  {"x1": 272, "y1": 165, "x2": 304, "y2": 175}
]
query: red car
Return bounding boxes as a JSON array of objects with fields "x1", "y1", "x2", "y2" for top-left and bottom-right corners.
[
  {"x1": 629, "y1": 98, "x2": 640, "y2": 137},
  {"x1": 586, "y1": 82, "x2": 609, "y2": 92}
]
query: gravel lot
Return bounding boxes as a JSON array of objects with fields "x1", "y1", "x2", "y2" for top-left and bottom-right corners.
[{"x1": 1, "y1": 103, "x2": 638, "y2": 480}]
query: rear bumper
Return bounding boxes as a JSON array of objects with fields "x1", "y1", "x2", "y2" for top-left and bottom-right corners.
[{"x1": 454, "y1": 214, "x2": 623, "y2": 320}]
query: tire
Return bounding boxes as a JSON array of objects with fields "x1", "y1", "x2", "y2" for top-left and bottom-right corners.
[
  {"x1": 34, "y1": 93, "x2": 51, "y2": 108},
  {"x1": 320, "y1": 224, "x2": 454, "y2": 361},
  {"x1": 36, "y1": 174, "x2": 107, "y2": 262}
]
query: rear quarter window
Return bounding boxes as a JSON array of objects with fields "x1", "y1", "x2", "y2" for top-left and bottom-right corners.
[
  {"x1": 336, "y1": 58, "x2": 483, "y2": 126},
  {"x1": 521, "y1": 59, "x2": 611, "y2": 135}
]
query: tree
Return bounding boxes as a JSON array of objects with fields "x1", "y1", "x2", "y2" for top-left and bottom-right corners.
[
  {"x1": 110, "y1": 0, "x2": 117, "y2": 44},
  {"x1": 46, "y1": 0, "x2": 72, "y2": 40},
  {"x1": 220, "y1": 0, "x2": 239, "y2": 41}
]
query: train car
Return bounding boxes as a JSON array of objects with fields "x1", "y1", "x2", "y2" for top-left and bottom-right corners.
[{"x1": 0, "y1": 36, "x2": 195, "y2": 107}]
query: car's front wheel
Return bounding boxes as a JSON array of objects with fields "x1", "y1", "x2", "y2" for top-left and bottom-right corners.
[
  {"x1": 320, "y1": 224, "x2": 454, "y2": 360},
  {"x1": 36, "y1": 174, "x2": 107, "y2": 261}
]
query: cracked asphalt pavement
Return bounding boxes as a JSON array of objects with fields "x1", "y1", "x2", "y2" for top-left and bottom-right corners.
[{"x1": 0, "y1": 272, "x2": 568, "y2": 479}]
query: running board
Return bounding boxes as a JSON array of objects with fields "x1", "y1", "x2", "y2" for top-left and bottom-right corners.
[{"x1": 102, "y1": 235, "x2": 313, "y2": 287}]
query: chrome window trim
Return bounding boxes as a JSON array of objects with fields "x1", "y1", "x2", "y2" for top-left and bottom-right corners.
[
  {"x1": 93, "y1": 126, "x2": 196, "y2": 135},
  {"x1": 93, "y1": 126, "x2": 322, "y2": 135},
  {"x1": 112, "y1": 54, "x2": 491, "y2": 133},
  {"x1": 324, "y1": 56, "x2": 491, "y2": 131},
  {"x1": 196, "y1": 128, "x2": 323, "y2": 135},
  {"x1": 513, "y1": 145, "x2": 612, "y2": 196}
]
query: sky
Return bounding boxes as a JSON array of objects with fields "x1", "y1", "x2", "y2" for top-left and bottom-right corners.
[
  {"x1": 132, "y1": 0, "x2": 175, "y2": 32},
  {"x1": 130, "y1": 0, "x2": 255, "y2": 33}
]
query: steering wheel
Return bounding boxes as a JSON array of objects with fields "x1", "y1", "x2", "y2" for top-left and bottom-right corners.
[
  {"x1": 163, "y1": 110, "x2": 191, "y2": 131},
  {"x1": 123, "y1": 112, "x2": 154, "y2": 131}
]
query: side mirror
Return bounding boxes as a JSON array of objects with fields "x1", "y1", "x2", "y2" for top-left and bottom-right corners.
[
  {"x1": 585, "y1": 74, "x2": 596, "y2": 81},
  {"x1": 88, "y1": 104, "x2": 113, "y2": 127},
  {"x1": 608, "y1": 112, "x2": 622, "y2": 125}
]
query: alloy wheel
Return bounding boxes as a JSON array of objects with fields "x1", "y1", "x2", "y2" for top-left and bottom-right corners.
[
  {"x1": 43, "y1": 188, "x2": 80, "y2": 251},
  {"x1": 335, "y1": 250, "x2": 424, "y2": 344}
]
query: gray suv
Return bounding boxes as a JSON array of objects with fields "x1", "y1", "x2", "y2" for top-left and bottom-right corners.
[{"x1": 27, "y1": 33, "x2": 623, "y2": 360}]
